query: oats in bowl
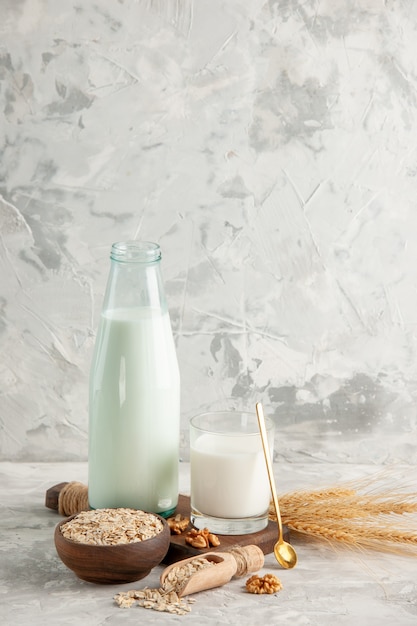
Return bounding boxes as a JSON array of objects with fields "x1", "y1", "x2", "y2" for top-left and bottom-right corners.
[
  {"x1": 54, "y1": 508, "x2": 170, "y2": 584},
  {"x1": 60, "y1": 508, "x2": 164, "y2": 545}
]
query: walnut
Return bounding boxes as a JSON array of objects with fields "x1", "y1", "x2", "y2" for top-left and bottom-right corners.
[
  {"x1": 184, "y1": 528, "x2": 220, "y2": 549},
  {"x1": 207, "y1": 532, "x2": 220, "y2": 547},
  {"x1": 245, "y1": 573, "x2": 283, "y2": 594},
  {"x1": 167, "y1": 514, "x2": 190, "y2": 535},
  {"x1": 187, "y1": 532, "x2": 206, "y2": 548}
]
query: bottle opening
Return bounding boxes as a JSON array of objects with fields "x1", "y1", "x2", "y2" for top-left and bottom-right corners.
[{"x1": 110, "y1": 241, "x2": 161, "y2": 263}]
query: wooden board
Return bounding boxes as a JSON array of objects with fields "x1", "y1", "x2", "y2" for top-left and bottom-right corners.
[
  {"x1": 164, "y1": 494, "x2": 290, "y2": 565},
  {"x1": 44, "y1": 485, "x2": 290, "y2": 566}
]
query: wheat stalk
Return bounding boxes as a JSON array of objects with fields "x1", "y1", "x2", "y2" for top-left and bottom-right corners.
[{"x1": 270, "y1": 471, "x2": 417, "y2": 555}]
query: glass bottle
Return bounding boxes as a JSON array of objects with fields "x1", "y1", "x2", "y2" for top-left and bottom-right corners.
[{"x1": 88, "y1": 241, "x2": 180, "y2": 517}]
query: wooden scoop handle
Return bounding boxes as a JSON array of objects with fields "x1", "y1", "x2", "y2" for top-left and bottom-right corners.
[
  {"x1": 45, "y1": 482, "x2": 68, "y2": 510},
  {"x1": 45, "y1": 481, "x2": 89, "y2": 516}
]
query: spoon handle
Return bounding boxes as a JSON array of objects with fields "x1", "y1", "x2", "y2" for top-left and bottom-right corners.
[{"x1": 255, "y1": 402, "x2": 283, "y2": 541}]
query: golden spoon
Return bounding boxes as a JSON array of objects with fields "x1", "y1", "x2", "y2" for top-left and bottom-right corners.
[{"x1": 256, "y1": 402, "x2": 298, "y2": 569}]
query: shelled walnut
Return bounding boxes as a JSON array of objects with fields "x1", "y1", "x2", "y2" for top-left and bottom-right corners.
[
  {"x1": 184, "y1": 528, "x2": 220, "y2": 549},
  {"x1": 167, "y1": 514, "x2": 190, "y2": 535},
  {"x1": 245, "y1": 573, "x2": 283, "y2": 594}
]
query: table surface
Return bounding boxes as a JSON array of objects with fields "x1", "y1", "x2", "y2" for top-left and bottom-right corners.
[{"x1": 1, "y1": 461, "x2": 417, "y2": 626}]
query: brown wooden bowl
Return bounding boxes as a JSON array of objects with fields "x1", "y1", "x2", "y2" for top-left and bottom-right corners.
[{"x1": 54, "y1": 512, "x2": 170, "y2": 584}]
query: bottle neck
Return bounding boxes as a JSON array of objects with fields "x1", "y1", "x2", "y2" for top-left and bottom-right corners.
[
  {"x1": 110, "y1": 241, "x2": 161, "y2": 264},
  {"x1": 102, "y1": 241, "x2": 167, "y2": 313}
]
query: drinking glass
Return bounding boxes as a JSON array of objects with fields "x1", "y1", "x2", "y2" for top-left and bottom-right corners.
[{"x1": 190, "y1": 410, "x2": 274, "y2": 535}]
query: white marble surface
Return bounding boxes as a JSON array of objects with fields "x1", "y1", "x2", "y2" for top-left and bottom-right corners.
[
  {"x1": 1, "y1": 461, "x2": 417, "y2": 625},
  {"x1": 1, "y1": 1, "x2": 417, "y2": 465}
]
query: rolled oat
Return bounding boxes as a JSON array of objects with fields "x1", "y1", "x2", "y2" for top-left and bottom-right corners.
[
  {"x1": 60, "y1": 508, "x2": 163, "y2": 545},
  {"x1": 114, "y1": 556, "x2": 215, "y2": 615}
]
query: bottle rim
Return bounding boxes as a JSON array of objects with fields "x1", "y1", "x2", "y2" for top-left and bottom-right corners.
[{"x1": 110, "y1": 241, "x2": 161, "y2": 263}]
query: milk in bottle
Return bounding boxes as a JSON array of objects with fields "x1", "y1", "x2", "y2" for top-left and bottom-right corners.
[{"x1": 88, "y1": 242, "x2": 180, "y2": 516}]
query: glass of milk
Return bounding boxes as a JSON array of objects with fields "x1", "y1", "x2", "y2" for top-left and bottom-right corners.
[{"x1": 190, "y1": 410, "x2": 274, "y2": 535}]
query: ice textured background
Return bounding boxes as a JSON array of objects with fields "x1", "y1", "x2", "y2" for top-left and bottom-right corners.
[{"x1": 1, "y1": 0, "x2": 417, "y2": 464}]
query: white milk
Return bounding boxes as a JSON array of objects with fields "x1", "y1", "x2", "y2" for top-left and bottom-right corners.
[
  {"x1": 88, "y1": 307, "x2": 180, "y2": 514},
  {"x1": 190, "y1": 433, "x2": 271, "y2": 518}
]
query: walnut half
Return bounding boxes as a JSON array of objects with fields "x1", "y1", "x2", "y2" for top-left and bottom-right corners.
[
  {"x1": 245, "y1": 573, "x2": 283, "y2": 594},
  {"x1": 167, "y1": 514, "x2": 190, "y2": 535},
  {"x1": 184, "y1": 528, "x2": 220, "y2": 549}
]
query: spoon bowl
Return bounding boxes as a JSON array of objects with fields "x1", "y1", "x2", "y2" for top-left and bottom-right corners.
[{"x1": 256, "y1": 402, "x2": 298, "y2": 569}]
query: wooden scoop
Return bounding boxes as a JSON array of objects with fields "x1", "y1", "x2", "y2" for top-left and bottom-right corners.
[{"x1": 160, "y1": 545, "x2": 264, "y2": 597}]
